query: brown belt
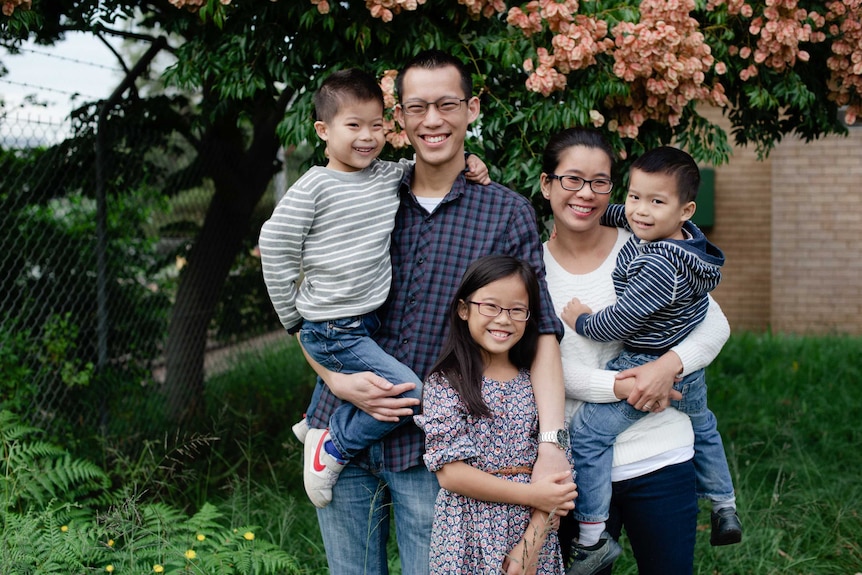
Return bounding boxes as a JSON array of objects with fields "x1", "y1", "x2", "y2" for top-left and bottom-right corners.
[{"x1": 493, "y1": 465, "x2": 532, "y2": 476}]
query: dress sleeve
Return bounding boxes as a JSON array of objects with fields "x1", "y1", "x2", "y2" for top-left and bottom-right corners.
[{"x1": 414, "y1": 372, "x2": 479, "y2": 473}]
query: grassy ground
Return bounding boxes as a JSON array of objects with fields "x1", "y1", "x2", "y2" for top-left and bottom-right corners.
[{"x1": 208, "y1": 332, "x2": 862, "y2": 574}]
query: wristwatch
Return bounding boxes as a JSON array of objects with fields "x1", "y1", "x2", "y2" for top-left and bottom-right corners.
[{"x1": 538, "y1": 428, "x2": 570, "y2": 450}]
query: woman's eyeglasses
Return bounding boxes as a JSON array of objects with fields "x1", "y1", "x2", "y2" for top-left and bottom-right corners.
[{"x1": 547, "y1": 174, "x2": 613, "y2": 194}]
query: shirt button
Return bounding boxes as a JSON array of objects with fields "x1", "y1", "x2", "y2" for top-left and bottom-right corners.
[
  {"x1": 402, "y1": 338, "x2": 409, "y2": 345},
  {"x1": 409, "y1": 297, "x2": 416, "y2": 305},
  {"x1": 418, "y1": 257, "x2": 424, "y2": 264}
]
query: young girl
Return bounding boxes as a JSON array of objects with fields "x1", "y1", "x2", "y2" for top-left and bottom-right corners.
[{"x1": 415, "y1": 254, "x2": 578, "y2": 575}]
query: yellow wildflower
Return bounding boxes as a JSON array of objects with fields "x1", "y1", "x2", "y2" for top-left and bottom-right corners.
[
  {"x1": 60, "y1": 525, "x2": 69, "y2": 532},
  {"x1": 153, "y1": 565, "x2": 164, "y2": 573},
  {"x1": 106, "y1": 566, "x2": 114, "y2": 573},
  {"x1": 107, "y1": 539, "x2": 115, "y2": 547},
  {"x1": 196, "y1": 533, "x2": 206, "y2": 542},
  {"x1": 185, "y1": 549, "x2": 197, "y2": 560},
  {"x1": 243, "y1": 531, "x2": 255, "y2": 541}
]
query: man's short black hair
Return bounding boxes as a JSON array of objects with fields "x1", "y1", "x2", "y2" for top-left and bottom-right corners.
[{"x1": 395, "y1": 50, "x2": 472, "y2": 102}]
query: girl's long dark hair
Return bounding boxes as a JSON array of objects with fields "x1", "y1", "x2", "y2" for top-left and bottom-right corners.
[{"x1": 427, "y1": 254, "x2": 541, "y2": 417}]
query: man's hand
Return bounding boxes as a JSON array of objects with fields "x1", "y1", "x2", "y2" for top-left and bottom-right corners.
[
  {"x1": 327, "y1": 371, "x2": 420, "y2": 422},
  {"x1": 561, "y1": 297, "x2": 592, "y2": 330},
  {"x1": 616, "y1": 351, "x2": 684, "y2": 413}
]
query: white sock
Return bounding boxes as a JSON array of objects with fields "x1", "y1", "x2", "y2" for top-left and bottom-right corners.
[
  {"x1": 712, "y1": 496, "x2": 737, "y2": 513},
  {"x1": 578, "y1": 521, "x2": 605, "y2": 547}
]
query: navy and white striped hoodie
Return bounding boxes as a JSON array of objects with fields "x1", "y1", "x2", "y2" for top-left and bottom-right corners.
[{"x1": 574, "y1": 204, "x2": 725, "y2": 354}]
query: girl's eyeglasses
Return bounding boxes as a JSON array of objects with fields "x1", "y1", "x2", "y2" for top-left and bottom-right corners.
[{"x1": 465, "y1": 301, "x2": 531, "y2": 322}]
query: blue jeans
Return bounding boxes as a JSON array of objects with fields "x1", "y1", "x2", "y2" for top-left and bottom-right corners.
[
  {"x1": 315, "y1": 443, "x2": 439, "y2": 575},
  {"x1": 570, "y1": 349, "x2": 735, "y2": 522},
  {"x1": 299, "y1": 313, "x2": 423, "y2": 460}
]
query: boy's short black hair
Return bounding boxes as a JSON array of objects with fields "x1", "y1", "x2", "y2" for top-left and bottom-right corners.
[
  {"x1": 313, "y1": 68, "x2": 384, "y2": 123},
  {"x1": 630, "y1": 146, "x2": 700, "y2": 203},
  {"x1": 395, "y1": 49, "x2": 473, "y2": 101}
]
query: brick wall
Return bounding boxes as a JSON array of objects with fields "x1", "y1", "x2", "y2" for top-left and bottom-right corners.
[
  {"x1": 769, "y1": 126, "x2": 862, "y2": 334},
  {"x1": 696, "y1": 106, "x2": 862, "y2": 335},
  {"x1": 698, "y1": 107, "x2": 773, "y2": 332}
]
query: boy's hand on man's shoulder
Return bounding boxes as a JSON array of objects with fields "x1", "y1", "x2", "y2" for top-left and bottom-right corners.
[{"x1": 465, "y1": 152, "x2": 491, "y2": 186}]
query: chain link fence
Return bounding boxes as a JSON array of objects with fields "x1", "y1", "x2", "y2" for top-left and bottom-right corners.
[{"x1": 0, "y1": 111, "x2": 287, "y2": 441}]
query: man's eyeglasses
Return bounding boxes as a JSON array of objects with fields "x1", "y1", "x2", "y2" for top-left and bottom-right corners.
[
  {"x1": 547, "y1": 174, "x2": 614, "y2": 195},
  {"x1": 465, "y1": 301, "x2": 531, "y2": 322},
  {"x1": 400, "y1": 97, "x2": 468, "y2": 117}
]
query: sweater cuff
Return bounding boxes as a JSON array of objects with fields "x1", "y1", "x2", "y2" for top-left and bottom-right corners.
[{"x1": 669, "y1": 343, "x2": 698, "y2": 377}]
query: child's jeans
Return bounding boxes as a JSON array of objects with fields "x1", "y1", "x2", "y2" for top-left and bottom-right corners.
[
  {"x1": 299, "y1": 312, "x2": 422, "y2": 460},
  {"x1": 570, "y1": 349, "x2": 735, "y2": 523}
]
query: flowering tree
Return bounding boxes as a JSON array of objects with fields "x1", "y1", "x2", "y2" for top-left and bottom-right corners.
[{"x1": 2, "y1": 0, "x2": 858, "y2": 422}]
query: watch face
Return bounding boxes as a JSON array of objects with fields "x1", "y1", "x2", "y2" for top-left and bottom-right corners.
[{"x1": 557, "y1": 429, "x2": 570, "y2": 449}]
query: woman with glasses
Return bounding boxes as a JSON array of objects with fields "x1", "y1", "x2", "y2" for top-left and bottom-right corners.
[{"x1": 540, "y1": 128, "x2": 730, "y2": 575}]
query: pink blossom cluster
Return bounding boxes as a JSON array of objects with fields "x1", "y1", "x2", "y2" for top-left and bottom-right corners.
[
  {"x1": 168, "y1": 0, "x2": 206, "y2": 9},
  {"x1": 706, "y1": 0, "x2": 754, "y2": 17},
  {"x1": 606, "y1": 0, "x2": 728, "y2": 137},
  {"x1": 508, "y1": 0, "x2": 579, "y2": 35},
  {"x1": 824, "y1": 0, "x2": 862, "y2": 124},
  {"x1": 522, "y1": 47, "x2": 569, "y2": 95},
  {"x1": 745, "y1": 0, "x2": 825, "y2": 74},
  {"x1": 311, "y1": 0, "x2": 330, "y2": 14},
  {"x1": 379, "y1": 69, "x2": 411, "y2": 148},
  {"x1": 458, "y1": 0, "x2": 507, "y2": 19},
  {"x1": 2, "y1": 0, "x2": 31, "y2": 16},
  {"x1": 362, "y1": 0, "x2": 427, "y2": 21},
  {"x1": 509, "y1": 1, "x2": 613, "y2": 96}
]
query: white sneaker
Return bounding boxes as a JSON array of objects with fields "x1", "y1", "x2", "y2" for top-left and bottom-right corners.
[
  {"x1": 292, "y1": 418, "x2": 309, "y2": 444},
  {"x1": 303, "y1": 428, "x2": 346, "y2": 508}
]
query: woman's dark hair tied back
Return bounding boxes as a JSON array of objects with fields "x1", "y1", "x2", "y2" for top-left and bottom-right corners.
[{"x1": 541, "y1": 127, "x2": 616, "y2": 175}]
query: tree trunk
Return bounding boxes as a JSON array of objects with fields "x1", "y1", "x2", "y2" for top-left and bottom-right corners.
[{"x1": 162, "y1": 101, "x2": 284, "y2": 425}]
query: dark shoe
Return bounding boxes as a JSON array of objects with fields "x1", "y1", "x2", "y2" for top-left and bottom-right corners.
[
  {"x1": 566, "y1": 532, "x2": 622, "y2": 575},
  {"x1": 710, "y1": 508, "x2": 743, "y2": 546}
]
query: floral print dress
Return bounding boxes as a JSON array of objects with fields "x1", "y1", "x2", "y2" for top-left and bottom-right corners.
[{"x1": 415, "y1": 369, "x2": 565, "y2": 575}]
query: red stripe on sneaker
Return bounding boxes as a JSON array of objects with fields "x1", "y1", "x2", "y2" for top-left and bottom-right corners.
[{"x1": 313, "y1": 431, "x2": 329, "y2": 473}]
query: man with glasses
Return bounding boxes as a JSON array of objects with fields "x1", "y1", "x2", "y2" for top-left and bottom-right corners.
[{"x1": 302, "y1": 50, "x2": 572, "y2": 575}]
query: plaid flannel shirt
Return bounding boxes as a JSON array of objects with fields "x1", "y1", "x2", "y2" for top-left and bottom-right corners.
[{"x1": 306, "y1": 169, "x2": 563, "y2": 471}]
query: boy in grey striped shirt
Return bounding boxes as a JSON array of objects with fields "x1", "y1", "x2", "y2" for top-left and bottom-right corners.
[
  {"x1": 559, "y1": 147, "x2": 741, "y2": 574},
  {"x1": 259, "y1": 68, "x2": 487, "y2": 509}
]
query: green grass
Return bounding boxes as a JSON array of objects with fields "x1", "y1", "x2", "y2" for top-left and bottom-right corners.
[{"x1": 206, "y1": 332, "x2": 862, "y2": 574}]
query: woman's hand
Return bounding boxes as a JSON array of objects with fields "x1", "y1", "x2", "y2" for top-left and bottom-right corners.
[{"x1": 615, "y1": 351, "x2": 683, "y2": 413}]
